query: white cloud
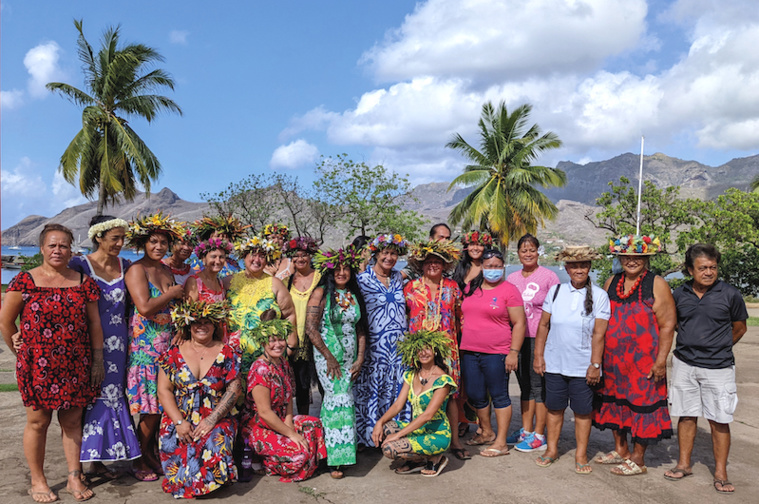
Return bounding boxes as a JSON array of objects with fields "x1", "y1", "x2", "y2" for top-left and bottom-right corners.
[
  {"x1": 170, "y1": 30, "x2": 189, "y2": 45},
  {"x1": 1, "y1": 157, "x2": 44, "y2": 197},
  {"x1": 51, "y1": 171, "x2": 88, "y2": 208},
  {"x1": 361, "y1": 0, "x2": 648, "y2": 83},
  {"x1": 0, "y1": 89, "x2": 24, "y2": 109},
  {"x1": 24, "y1": 41, "x2": 63, "y2": 98},
  {"x1": 269, "y1": 139, "x2": 320, "y2": 169}
]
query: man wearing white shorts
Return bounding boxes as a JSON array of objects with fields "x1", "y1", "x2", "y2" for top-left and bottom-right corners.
[{"x1": 665, "y1": 244, "x2": 747, "y2": 494}]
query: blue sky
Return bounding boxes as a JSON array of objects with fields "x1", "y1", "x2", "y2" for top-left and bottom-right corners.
[{"x1": 3, "y1": 0, "x2": 759, "y2": 228}]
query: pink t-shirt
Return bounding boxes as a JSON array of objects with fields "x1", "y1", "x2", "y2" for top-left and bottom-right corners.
[
  {"x1": 506, "y1": 266, "x2": 560, "y2": 338},
  {"x1": 460, "y1": 281, "x2": 523, "y2": 354}
]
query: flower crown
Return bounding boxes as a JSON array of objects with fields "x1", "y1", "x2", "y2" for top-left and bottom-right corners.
[
  {"x1": 194, "y1": 238, "x2": 234, "y2": 258},
  {"x1": 87, "y1": 218, "x2": 128, "y2": 241},
  {"x1": 314, "y1": 245, "x2": 363, "y2": 272},
  {"x1": 171, "y1": 299, "x2": 230, "y2": 332},
  {"x1": 408, "y1": 240, "x2": 462, "y2": 265},
  {"x1": 609, "y1": 234, "x2": 661, "y2": 255},
  {"x1": 193, "y1": 214, "x2": 250, "y2": 242},
  {"x1": 397, "y1": 330, "x2": 452, "y2": 369},
  {"x1": 284, "y1": 236, "x2": 319, "y2": 257},
  {"x1": 368, "y1": 233, "x2": 408, "y2": 255},
  {"x1": 125, "y1": 212, "x2": 185, "y2": 248},
  {"x1": 250, "y1": 318, "x2": 293, "y2": 347},
  {"x1": 235, "y1": 235, "x2": 282, "y2": 263},
  {"x1": 263, "y1": 223, "x2": 290, "y2": 239},
  {"x1": 461, "y1": 230, "x2": 493, "y2": 246}
]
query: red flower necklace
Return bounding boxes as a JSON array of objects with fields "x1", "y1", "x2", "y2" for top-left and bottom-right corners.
[{"x1": 616, "y1": 270, "x2": 646, "y2": 300}]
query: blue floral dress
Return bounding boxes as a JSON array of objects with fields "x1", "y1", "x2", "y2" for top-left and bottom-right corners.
[
  {"x1": 158, "y1": 344, "x2": 240, "y2": 498},
  {"x1": 354, "y1": 267, "x2": 410, "y2": 446}
]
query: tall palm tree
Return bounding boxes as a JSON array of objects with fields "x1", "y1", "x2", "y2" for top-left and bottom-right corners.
[
  {"x1": 751, "y1": 174, "x2": 759, "y2": 193},
  {"x1": 446, "y1": 101, "x2": 566, "y2": 247},
  {"x1": 47, "y1": 20, "x2": 182, "y2": 215}
]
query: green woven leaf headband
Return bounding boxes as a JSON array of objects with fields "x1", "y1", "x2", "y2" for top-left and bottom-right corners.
[
  {"x1": 250, "y1": 318, "x2": 293, "y2": 347},
  {"x1": 171, "y1": 299, "x2": 230, "y2": 332},
  {"x1": 397, "y1": 330, "x2": 452, "y2": 368}
]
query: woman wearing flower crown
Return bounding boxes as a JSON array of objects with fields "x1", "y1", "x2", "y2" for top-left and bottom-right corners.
[
  {"x1": 242, "y1": 311, "x2": 327, "y2": 482},
  {"x1": 189, "y1": 215, "x2": 248, "y2": 278},
  {"x1": 371, "y1": 330, "x2": 456, "y2": 477},
  {"x1": 283, "y1": 236, "x2": 321, "y2": 415},
  {"x1": 184, "y1": 238, "x2": 234, "y2": 343},
  {"x1": 262, "y1": 223, "x2": 293, "y2": 280},
  {"x1": 404, "y1": 240, "x2": 472, "y2": 461},
  {"x1": 69, "y1": 215, "x2": 141, "y2": 480},
  {"x1": 592, "y1": 235, "x2": 676, "y2": 476},
  {"x1": 157, "y1": 299, "x2": 241, "y2": 498},
  {"x1": 305, "y1": 246, "x2": 368, "y2": 478},
  {"x1": 162, "y1": 230, "x2": 194, "y2": 287},
  {"x1": 354, "y1": 233, "x2": 411, "y2": 447},
  {"x1": 222, "y1": 235, "x2": 297, "y2": 376},
  {"x1": 124, "y1": 212, "x2": 187, "y2": 481},
  {"x1": 452, "y1": 231, "x2": 493, "y2": 291}
]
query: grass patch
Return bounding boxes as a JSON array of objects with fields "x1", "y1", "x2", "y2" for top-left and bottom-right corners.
[
  {"x1": 0, "y1": 383, "x2": 18, "y2": 393},
  {"x1": 747, "y1": 317, "x2": 759, "y2": 327}
]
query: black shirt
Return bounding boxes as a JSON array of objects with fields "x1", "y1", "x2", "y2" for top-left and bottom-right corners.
[{"x1": 672, "y1": 280, "x2": 748, "y2": 369}]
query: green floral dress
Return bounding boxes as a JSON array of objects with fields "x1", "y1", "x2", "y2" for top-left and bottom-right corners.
[
  {"x1": 313, "y1": 291, "x2": 360, "y2": 466},
  {"x1": 398, "y1": 370, "x2": 456, "y2": 456}
]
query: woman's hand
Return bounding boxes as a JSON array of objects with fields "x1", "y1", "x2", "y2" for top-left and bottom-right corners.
[
  {"x1": 11, "y1": 331, "x2": 23, "y2": 352},
  {"x1": 167, "y1": 284, "x2": 185, "y2": 300},
  {"x1": 349, "y1": 359, "x2": 363, "y2": 381},
  {"x1": 647, "y1": 361, "x2": 667, "y2": 382},
  {"x1": 381, "y1": 432, "x2": 401, "y2": 447},
  {"x1": 176, "y1": 421, "x2": 193, "y2": 444},
  {"x1": 326, "y1": 355, "x2": 343, "y2": 380},
  {"x1": 533, "y1": 355, "x2": 546, "y2": 376},
  {"x1": 371, "y1": 422, "x2": 385, "y2": 447},
  {"x1": 585, "y1": 365, "x2": 601, "y2": 386},
  {"x1": 91, "y1": 351, "x2": 105, "y2": 387},
  {"x1": 192, "y1": 418, "x2": 215, "y2": 440},
  {"x1": 288, "y1": 432, "x2": 309, "y2": 450},
  {"x1": 505, "y1": 352, "x2": 519, "y2": 372}
]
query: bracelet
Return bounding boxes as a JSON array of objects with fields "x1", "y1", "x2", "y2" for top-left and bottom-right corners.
[
  {"x1": 287, "y1": 345, "x2": 296, "y2": 351},
  {"x1": 175, "y1": 419, "x2": 184, "y2": 426}
]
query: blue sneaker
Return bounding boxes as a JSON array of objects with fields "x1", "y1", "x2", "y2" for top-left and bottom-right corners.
[
  {"x1": 506, "y1": 428, "x2": 526, "y2": 445},
  {"x1": 515, "y1": 432, "x2": 547, "y2": 452}
]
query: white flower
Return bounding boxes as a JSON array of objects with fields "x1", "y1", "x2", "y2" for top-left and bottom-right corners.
[
  {"x1": 104, "y1": 287, "x2": 125, "y2": 303},
  {"x1": 109, "y1": 314, "x2": 123, "y2": 326},
  {"x1": 104, "y1": 335, "x2": 124, "y2": 352},
  {"x1": 108, "y1": 362, "x2": 118, "y2": 374}
]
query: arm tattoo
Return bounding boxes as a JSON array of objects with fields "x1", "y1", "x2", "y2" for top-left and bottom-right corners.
[{"x1": 206, "y1": 377, "x2": 242, "y2": 425}]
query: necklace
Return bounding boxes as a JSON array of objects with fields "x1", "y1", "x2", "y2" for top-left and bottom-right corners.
[
  {"x1": 419, "y1": 369, "x2": 433, "y2": 386},
  {"x1": 422, "y1": 278, "x2": 444, "y2": 331},
  {"x1": 335, "y1": 290, "x2": 354, "y2": 311},
  {"x1": 617, "y1": 270, "x2": 646, "y2": 300},
  {"x1": 191, "y1": 341, "x2": 213, "y2": 360}
]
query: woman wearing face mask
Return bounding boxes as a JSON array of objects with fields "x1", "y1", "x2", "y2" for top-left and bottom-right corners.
[{"x1": 459, "y1": 249, "x2": 526, "y2": 457}]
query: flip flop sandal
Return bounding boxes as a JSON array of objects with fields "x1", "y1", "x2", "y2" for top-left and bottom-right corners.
[
  {"x1": 394, "y1": 460, "x2": 426, "y2": 474},
  {"x1": 28, "y1": 489, "x2": 58, "y2": 503},
  {"x1": 61, "y1": 486, "x2": 94, "y2": 502},
  {"x1": 130, "y1": 469, "x2": 159, "y2": 482},
  {"x1": 535, "y1": 455, "x2": 559, "y2": 468},
  {"x1": 466, "y1": 435, "x2": 496, "y2": 446},
  {"x1": 575, "y1": 463, "x2": 593, "y2": 475},
  {"x1": 713, "y1": 479, "x2": 735, "y2": 493},
  {"x1": 663, "y1": 467, "x2": 693, "y2": 481},
  {"x1": 451, "y1": 447, "x2": 472, "y2": 460},
  {"x1": 480, "y1": 447, "x2": 510, "y2": 458},
  {"x1": 611, "y1": 459, "x2": 647, "y2": 476},
  {"x1": 593, "y1": 450, "x2": 625, "y2": 464},
  {"x1": 421, "y1": 456, "x2": 449, "y2": 478}
]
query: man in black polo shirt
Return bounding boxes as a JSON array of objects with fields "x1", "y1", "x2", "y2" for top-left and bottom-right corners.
[{"x1": 664, "y1": 244, "x2": 747, "y2": 494}]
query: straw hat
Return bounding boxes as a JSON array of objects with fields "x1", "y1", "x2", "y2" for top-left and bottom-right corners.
[{"x1": 554, "y1": 245, "x2": 603, "y2": 263}]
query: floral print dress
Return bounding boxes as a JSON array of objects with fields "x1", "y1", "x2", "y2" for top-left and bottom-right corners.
[
  {"x1": 126, "y1": 282, "x2": 176, "y2": 414},
  {"x1": 314, "y1": 292, "x2": 360, "y2": 467},
  {"x1": 70, "y1": 256, "x2": 141, "y2": 462},
  {"x1": 398, "y1": 370, "x2": 456, "y2": 456},
  {"x1": 8, "y1": 271, "x2": 100, "y2": 410},
  {"x1": 242, "y1": 357, "x2": 327, "y2": 482},
  {"x1": 158, "y1": 344, "x2": 240, "y2": 498}
]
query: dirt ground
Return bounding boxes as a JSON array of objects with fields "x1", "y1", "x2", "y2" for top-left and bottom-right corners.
[{"x1": 1, "y1": 328, "x2": 757, "y2": 504}]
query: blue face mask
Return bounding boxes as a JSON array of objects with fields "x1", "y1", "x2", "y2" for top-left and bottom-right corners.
[{"x1": 483, "y1": 268, "x2": 504, "y2": 282}]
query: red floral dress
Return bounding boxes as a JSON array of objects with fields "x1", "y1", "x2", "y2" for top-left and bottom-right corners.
[
  {"x1": 242, "y1": 357, "x2": 326, "y2": 482},
  {"x1": 9, "y1": 271, "x2": 100, "y2": 410},
  {"x1": 158, "y1": 344, "x2": 240, "y2": 498},
  {"x1": 593, "y1": 272, "x2": 672, "y2": 444}
]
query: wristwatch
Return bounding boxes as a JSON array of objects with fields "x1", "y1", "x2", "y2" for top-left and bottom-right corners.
[
  {"x1": 175, "y1": 419, "x2": 184, "y2": 426},
  {"x1": 591, "y1": 363, "x2": 601, "y2": 369}
]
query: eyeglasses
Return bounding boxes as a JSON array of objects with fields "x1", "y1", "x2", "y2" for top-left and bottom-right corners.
[{"x1": 482, "y1": 249, "x2": 503, "y2": 260}]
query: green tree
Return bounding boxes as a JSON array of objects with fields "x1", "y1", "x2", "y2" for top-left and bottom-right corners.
[
  {"x1": 446, "y1": 101, "x2": 566, "y2": 247},
  {"x1": 750, "y1": 174, "x2": 759, "y2": 193},
  {"x1": 314, "y1": 154, "x2": 427, "y2": 241},
  {"x1": 47, "y1": 20, "x2": 182, "y2": 215}
]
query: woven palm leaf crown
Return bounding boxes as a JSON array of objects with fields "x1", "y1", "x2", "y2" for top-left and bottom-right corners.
[{"x1": 398, "y1": 330, "x2": 452, "y2": 368}]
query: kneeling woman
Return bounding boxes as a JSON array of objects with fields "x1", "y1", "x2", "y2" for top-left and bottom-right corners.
[
  {"x1": 371, "y1": 330, "x2": 456, "y2": 477},
  {"x1": 157, "y1": 300, "x2": 241, "y2": 498},
  {"x1": 242, "y1": 313, "x2": 327, "y2": 482}
]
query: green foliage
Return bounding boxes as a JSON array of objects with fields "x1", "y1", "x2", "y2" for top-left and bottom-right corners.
[
  {"x1": 314, "y1": 154, "x2": 426, "y2": 241},
  {"x1": 47, "y1": 20, "x2": 182, "y2": 215},
  {"x1": 20, "y1": 253, "x2": 42, "y2": 272},
  {"x1": 446, "y1": 101, "x2": 565, "y2": 247}
]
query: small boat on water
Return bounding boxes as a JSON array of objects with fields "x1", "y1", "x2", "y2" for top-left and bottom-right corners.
[{"x1": 1, "y1": 255, "x2": 27, "y2": 270}]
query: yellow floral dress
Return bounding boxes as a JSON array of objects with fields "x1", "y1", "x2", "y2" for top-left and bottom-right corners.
[{"x1": 397, "y1": 370, "x2": 456, "y2": 455}]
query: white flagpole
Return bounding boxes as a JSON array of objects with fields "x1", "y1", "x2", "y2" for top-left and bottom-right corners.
[{"x1": 636, "y1": 136, "x2": 644, "y2": 235}]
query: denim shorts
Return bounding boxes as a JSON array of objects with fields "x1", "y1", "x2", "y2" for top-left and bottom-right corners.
[
  {"x1": 544, "y1": 372, "x2": 593, "y2": 415},
  {"x1": 461, "y1": 351, "x2": 511, "y2": 409}
]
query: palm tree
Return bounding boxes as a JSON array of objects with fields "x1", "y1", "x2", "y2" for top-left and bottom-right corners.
[
  {"x1": 446, "y1": 101, "x2": 566, "y2": 247},
  {"x1": 47, "y1": 20, "x2": 182, "y2": 215},
  {"x1": 751, "y1": 174, "x2": 759, "y2": 193}
]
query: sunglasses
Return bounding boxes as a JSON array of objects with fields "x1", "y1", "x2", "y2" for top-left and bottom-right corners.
[{"x1": 482, "y1": 249, "x2": 503, "y2": 260}]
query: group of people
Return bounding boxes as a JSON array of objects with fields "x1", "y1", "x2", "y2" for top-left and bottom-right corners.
[{"x1": 0, "y1": 215, "x2": 747, "y2": 501}]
